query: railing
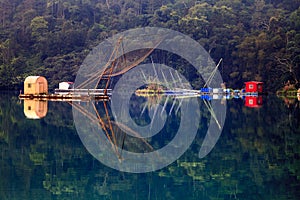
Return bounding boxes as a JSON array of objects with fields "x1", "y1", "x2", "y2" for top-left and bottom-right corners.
[{"x1": 54, "y1": 88, "x2": 112, "y2": 96}]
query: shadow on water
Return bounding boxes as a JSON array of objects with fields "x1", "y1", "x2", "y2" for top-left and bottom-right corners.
[{"x1": 0, "y1": 92, "x2": 299, "y2": 199}]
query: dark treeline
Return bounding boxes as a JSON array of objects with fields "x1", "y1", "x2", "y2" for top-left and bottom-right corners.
[{"x1": 0, "y1": 0, "x2": 299, "y2": 91}]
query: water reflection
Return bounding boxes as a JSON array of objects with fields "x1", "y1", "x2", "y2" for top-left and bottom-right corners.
[
  {"x1": 71, "y1": 99, "x2": 155, "y2": 157},
  {"x1": 1, "y1": 93, "x2": 299, "y2": 199},
  {"x1": 244, "y1": 96, "x2": 263, "y2": 108},
  {"x1": 20, "y1": 93, "x2": 263, "y2": 173},
  {"x1": 20, "y1": 93, "x2": 264, "y2": 121},
  {"x1": 23, "y1": 99, "x2": 48, "y2": 119},
  {"x1": 72, "y1": 93, "x2": 203, "y2": 173}
]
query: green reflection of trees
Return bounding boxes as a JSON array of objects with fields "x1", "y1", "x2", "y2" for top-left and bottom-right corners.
[
  {"x1": 0, "y1": 93, "x2": 300, "y2": 199},
  {"x1": 0, "y1": 93, "x2": 137, "y2": 199},
  {"x1": 157, "y1": 96, "x2": 300, "y2": 199},
  {"x1": 43, "y1": 170, "x2": 89, "y2": 195}
]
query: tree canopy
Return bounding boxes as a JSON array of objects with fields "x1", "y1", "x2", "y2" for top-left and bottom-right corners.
[{"x1": 0, "y1": 0, "x2": 299, "y2": 91}]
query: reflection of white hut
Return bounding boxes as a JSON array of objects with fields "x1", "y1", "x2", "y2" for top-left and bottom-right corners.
[
  {"x1": 59, "y1": 82, "x2": 74, "y2": 90},
  {"x1": 24, "y1": 76, "x2": 48, "y2": 95},
  {"x1": 24, "y1": 100, "x2": 48, "y2": 119}
]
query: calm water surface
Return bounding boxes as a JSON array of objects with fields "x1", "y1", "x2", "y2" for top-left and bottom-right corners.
[{"x1": 0, "y1": 92, "x2": 299, "y2": 199}]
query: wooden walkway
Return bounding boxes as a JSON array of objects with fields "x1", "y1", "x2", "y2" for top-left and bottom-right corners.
[
  {"x1": 54, "y1": 88, "x2": 112, "y2": 96},
  {"x1": 19, "y1": 93, "x2": 110, "y2": 101}
]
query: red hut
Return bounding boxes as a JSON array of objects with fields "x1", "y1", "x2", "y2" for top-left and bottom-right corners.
[
  {"x1": 245, "y1": 96, "x2": 263, "y2": 108},
  {"x1": 244, "y1": 81, "x2": 263, "y2": 93}
]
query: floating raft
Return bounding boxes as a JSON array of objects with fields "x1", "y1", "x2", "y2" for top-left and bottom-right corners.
[
  {"x1": 19, "y1": 88, "x2": 112, "y2": 101},
  {"x1": 19, "y1": 93, "x2": 110, "y2": 101},
  {"x1": 135, "y1": 88, "x2": 263, "y2": 98},
  {"x1": 276, "y1": 90, "x2": 300, "y2": 98},
  {"x1": 54, "y1": 88, "x2": 112, "y2": 96}
]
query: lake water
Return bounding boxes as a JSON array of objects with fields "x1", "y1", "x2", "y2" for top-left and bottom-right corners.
[{"x1": 0, "y1": 92, "x2": 299, "y2": 199}]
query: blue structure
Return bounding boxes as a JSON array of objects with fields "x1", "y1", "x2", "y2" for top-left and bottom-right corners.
[{"x1": 200, "y1": 88, "x2": 213, "y2": 93}]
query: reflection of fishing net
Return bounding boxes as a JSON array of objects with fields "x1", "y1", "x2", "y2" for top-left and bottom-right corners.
[{"x1": 70, "y1": 100, "x2": 155, "y2": 161}]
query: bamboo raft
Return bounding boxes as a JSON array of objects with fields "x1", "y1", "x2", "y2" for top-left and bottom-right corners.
[
  {"x1": 276, "y1": 90, "x2": 300, "y2": 98},
  {"x1": 19, "y1": 88, "x2": 111, "y2": 101},
  {"x1": 19, "y1": 93, "x2": 110, "y2": 101}
]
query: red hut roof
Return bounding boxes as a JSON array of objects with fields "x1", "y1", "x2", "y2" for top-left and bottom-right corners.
[{"x1": 244, "y1": 81, "x2": 263, "y2": 93}]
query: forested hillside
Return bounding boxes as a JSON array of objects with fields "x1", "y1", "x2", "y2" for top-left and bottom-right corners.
[{"x1": 0, "y1": 0, "x2": 299, "y2": 91}]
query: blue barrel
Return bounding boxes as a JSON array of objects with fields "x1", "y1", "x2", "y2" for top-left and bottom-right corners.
[{"x1": 201, "y1": 95, "x2": 212, "y2": 100}]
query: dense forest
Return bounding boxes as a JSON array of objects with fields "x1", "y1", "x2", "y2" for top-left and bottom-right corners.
[{"x1": 0, "y1": 0, "x2": 300, "y2": 91}]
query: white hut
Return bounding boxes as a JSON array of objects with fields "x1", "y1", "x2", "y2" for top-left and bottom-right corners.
[
  {"x1": 24, "y1": 76, "x2": 48, "y2": 95},
  {"x1": 59, "y1": 82, "x2": 74, "y2": 90}
]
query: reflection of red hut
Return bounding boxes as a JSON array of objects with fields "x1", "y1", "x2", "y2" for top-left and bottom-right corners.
[
  {"x1": 245, "y1": 96, "x2": 263, "y2": 108},
  {"x1": 245, "y1": 81, "x2": 263, "y2": 93}
]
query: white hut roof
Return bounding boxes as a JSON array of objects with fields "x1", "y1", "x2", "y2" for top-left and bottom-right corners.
[{"x1": 24, "y1": 76, "x2": 43, "y2": 83}]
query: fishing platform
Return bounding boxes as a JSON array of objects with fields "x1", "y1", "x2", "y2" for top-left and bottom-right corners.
[
  {"x1": 19, "y1": 76, "x2": 264, "y2": 102},
  {"x1": 18, "y1": 54, "x2": 266, "y2": 103},
  {"x1": 19, "y1": 76, "x2": 110, "y2": 101},
  {"x1": 135, "y1": 81, "x2": 264, "y2": 98},
  {"x1": 19, "y1": 93, "x2": 110, "y2": 101}
]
